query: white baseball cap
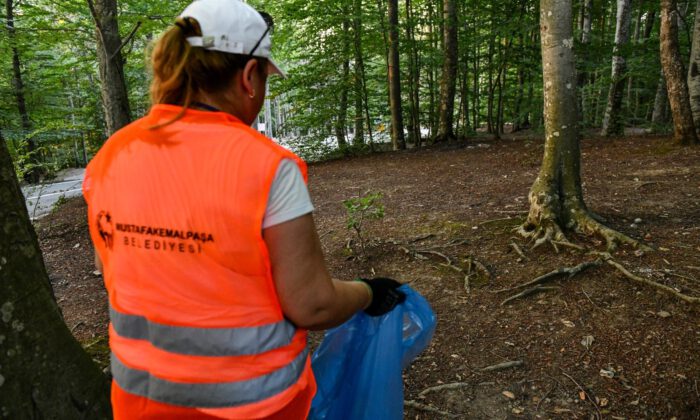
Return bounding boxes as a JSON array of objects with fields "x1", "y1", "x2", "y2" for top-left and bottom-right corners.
[{"x1": 179, "y1": 0, "x2": 286, "y2": 78}]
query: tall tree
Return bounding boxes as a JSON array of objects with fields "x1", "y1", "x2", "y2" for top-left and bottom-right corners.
[
  {"x1": 519, "y1": 0, "x2": 641, "y2": 250},
  {"x1": 352, "y1": 0, "x2": 365, "y2": 146},
  {"x1": 87, "y1": 0, "x2": 131, "y2": 136},
  {"x1": 436, "y1": 0, "x2": 458, "y2": 142},
  {"x1": 0, "y1": 130, "x2": 112, "y2": 417},
  {"x1": 660, "y1": 0, "x2": 698, "y2": 144},
  {"x1": 5, "y1": 0, "x2": 40, "y2": 183},
  {"x1": 387, "y1": 0, "x2": 406, "y2": 150},
  {"x1": 688, "y1": 0, "x2": 700, "y2": 131},
  {"x1": 405, "y1": 0, "x2": 421, "y2": 147},
  {"x1": 578, "y1": 0, "x2": 593, "y2": 124},
  {"x1": 336, "y1": 13, "x2": 351, "y2": 151},
  {"x1": 601, "y1": 0, "x2": 633, "y2": 136}
]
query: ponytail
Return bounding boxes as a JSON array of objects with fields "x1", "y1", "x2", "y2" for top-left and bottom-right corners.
[{"x1": 148, "y1": 17, "x2": 267, "y2": 129}]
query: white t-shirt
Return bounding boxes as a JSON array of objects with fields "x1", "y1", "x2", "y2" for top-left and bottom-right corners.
[{"x1": 262, "y1": 159, "x2": 314, "y2": 229}]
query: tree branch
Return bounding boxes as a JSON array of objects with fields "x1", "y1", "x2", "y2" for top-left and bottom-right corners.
[{"x1": 109, "y1": 21, "x2": 142, "y2": 61}]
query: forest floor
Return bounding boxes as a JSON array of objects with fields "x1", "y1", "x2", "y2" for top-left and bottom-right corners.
[{"x1": 36, "y1": 132, "x2": 700, "y2": 419}]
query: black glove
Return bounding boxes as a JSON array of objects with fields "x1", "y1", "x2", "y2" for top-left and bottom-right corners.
[{"x1": 359, "y1": 277, "x2": 406, "y2": 316}]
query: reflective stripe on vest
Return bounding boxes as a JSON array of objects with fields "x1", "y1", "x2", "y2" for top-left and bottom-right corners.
[
  {"x1": 110, "y1": 306, "x2": 296, "y2": 356},
  {"x1": 111, "y1": 348, "x2": 309, "y2": 408}
]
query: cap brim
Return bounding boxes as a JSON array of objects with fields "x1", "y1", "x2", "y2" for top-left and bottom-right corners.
[{"x1": 267, "y1": 59, "x2": 287, "y2": 79}]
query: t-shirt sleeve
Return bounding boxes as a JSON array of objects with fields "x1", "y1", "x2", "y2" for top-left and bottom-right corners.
[{"x1": 262, "y1": 159, "x2": 315, "y2": 229}]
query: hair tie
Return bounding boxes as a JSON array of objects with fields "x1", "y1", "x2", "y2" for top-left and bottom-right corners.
[{"x1": 175, "y1": 20, "x2": 187, "y2": 31}]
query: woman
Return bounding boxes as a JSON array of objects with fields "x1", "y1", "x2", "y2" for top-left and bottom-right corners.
[{"x1": 83, "y1": 0, "x2": 405, "y2": 418}]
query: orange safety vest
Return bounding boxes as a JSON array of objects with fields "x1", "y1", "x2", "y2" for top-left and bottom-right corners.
[{"x1": 83, "y1": 105, "x2": 316, "y2": 419}]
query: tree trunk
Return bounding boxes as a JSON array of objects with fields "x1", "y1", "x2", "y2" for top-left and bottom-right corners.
[
  {"x1": 487, "y1": 32, "x2": 495, "y2": 134},
  {"x1": 520, "y1": 0, "x2": 642, "y2": 251},
  {"x1": 405, "y1": 0, "x2": 421, "y2": 147},
  {"x1": 387, "y1": 0, "x2": 406, "y2": 150},
  {"x1": 5, "y1": 0, "x2": 41, "y2": 183},
  {"x1": 688, "y1": 0, "x2": 700, "y2": 132},
  {"x1": 436, "y1": 0, "x2": 458, "y2": 142},
  {"x1": 353, "y1": 0, "x2": 365, "y2": 146},
  {"x1": 660, "y1": 0, "x2": 699, "y2": 144},
  {"x1": 0, "y1": 130, "x2": 112, "y2": 418},
  {"x1": 601, "y1": 0, "x2": 633, "y2": 137},
  {"x1": 472, "y1": 43, "x2": 480, "y2": 130},
  {"x1": 651, "y1": 71, "x2": 671, "y2": 124},
  {"x1": 427, "y1": 3, "x2": 437, "y2": 138},
  {"x1": 578, "y1": 0, "x2": 592, "y2": 125},
  {"x1": 336, "y1": 14, "x2": 351, "y2": 151},
  {"x1": 88, "y1": 0, "x2": 131, "y2": 137}
]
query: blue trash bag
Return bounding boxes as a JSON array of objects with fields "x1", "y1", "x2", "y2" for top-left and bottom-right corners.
[{"x1": 309, "y1": 285, "x2": 436, "y2": 420}]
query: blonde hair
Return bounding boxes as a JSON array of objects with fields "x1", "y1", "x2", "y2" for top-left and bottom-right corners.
[{"x1": 148, "y1": 17, "x2": 267, "y2": 128}]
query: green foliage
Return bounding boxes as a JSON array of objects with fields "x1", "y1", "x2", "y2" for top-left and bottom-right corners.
[
  {"x1": 0, "y1": 0, "x2": 695, "y2": 175},
  {"x1": 51, "y1": 194, "x2": 68, "y2": 214},
  {"x1": 343, "y1": 191, "x2": 384, "y2": 257}
]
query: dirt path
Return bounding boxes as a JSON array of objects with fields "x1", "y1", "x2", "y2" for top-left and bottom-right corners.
[{"x1": 37, "y1": 134, "x2": 700, "y2": 418}]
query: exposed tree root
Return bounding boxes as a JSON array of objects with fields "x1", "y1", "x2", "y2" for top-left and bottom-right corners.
[
  {"x1": 418, "y1": 382, "x2": 470, "y2": 397},
  {"x1": 494, "y1": 260, "x2": 602, "y2": 294},
  {"x1": 606, "y1": 259, "x2": 700, "y2": 304},
  {"x1": 518, "y1": 197, "x2": 651, "y2": 253},
  {"x1": 500, "y1": 286, "x2": 560, "y2": 306},
  {"x1": 405, "y1": 400, "x2": 457, "y2": 418},
  {"x1": 516, "y1": 219, "x2": 568, "y2": 251},
  {"x1": 573, "y1": 212, "x2": 652, "y2": 252},
  {"x1": 509, "y1": 242, "x2": 528, "y2": 261},
  {"x1": 480, "y1": 360, "x2": 524, "y2": 372}
]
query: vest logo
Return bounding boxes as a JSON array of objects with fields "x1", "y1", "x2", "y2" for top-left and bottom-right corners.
[{"x1": 96, "y1": 211, "x2": 114, "y2": 250}]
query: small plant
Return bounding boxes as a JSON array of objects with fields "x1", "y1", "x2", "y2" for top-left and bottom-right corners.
[
  {"x1": 343, "y1": 191, "x2": 385, "y2": 258},
  {"x1": 51, "y1": 194, "x2": 68, "y2": 214}
]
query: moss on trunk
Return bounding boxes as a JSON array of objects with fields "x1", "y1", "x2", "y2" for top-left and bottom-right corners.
[{"x1": 520, "y1": 0, "x2": 644, "y2": 252}]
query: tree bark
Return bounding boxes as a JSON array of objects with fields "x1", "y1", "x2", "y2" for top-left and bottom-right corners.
[
  {"x1": 578, "y1": 0, "x2": 593, "y2": 125},
  {"x1": 660, "y1": 0, "x2": 699, "y2": 144},
  {"x1": 651, "y1": 71, "x2": 671, "y2": 124},
  {"x1": 601, "y1": 0, "x2": 633, "y2": 137},
  {"x1": 88, "y1": 0, "x2": 131, "y2": 137},
  {"x1": 0, "y1": 129, "x2": 112, "y2": 417},
  {"x1": 336, "y1": 13, "x2": 351, "y2": 151},
  {"x1": 405, "y1": 0, "x2": 422, "y2": 147},
  {"x1": 520, "y1": 0, "x2": 642, "y2": 251},
  {"x1": 436, "y1": 0, "x2": 458, "y2": 142},
  {"x1": 688, "y1": 0, "x2": 700, "y2": 132},
  {"x1": 353, "y1": 0, "x2": 365, "y2": 145},
  {"x1": 5, "y1": 0, "x2": 41, "y2": 183},
  {"x1": 387, "y1": 0, "x2": 406, "y2": 150}
]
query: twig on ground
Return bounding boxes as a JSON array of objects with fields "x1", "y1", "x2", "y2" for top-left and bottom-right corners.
[
  {"x1": 536, "y1": 384, "x2": 555, "y2": 412},
  {"x1": 70, "y1": 321, "x2": 85, "y2": 333},
  {"x1": 608, "y1": 260, "x2": 700, "y2": 304},
  {"x1": 560, "y1": 369, "x2": 601, "y2": 420},
  {"x1": 688, "y1": 266, "x2": 700, "y2": 271},
  {"x1": 480, "y1": 360, "x2": 524, "y2": 372},
  {"x1": 501, "y1": 286, "x2": 559, "y2": 306},
  {"x1": 410, "y1": 233, "x2": 435, "y2": 243},
  {"x1": 581, "y1": 288, "x2": 610, "y2": 312},
  {"x1": 551, "y1": 240, "x2": 586, "y2": 251},
  {"x1": 494, "y1": 260, "x2": 602, "y2": 293},
  {"x1": 635, "y1": 181, "x2": 658, "y2": 189},
  {"x1": 419, "y1": 250, "x2": 452, "y2": 265},
  {"x1": 404, "y1": 400, "x2": 457, "y2": 418},
  {"x1": 464, "y1": 274, "x2": 472, "y2": 294},
  {"x1": 510, "y1": 242, "x2": 528, "y2": 261},
  {"x1": 662, "y1": 270, "x2": 698, "y2": 282},
  {"x1": 418, "y1": 382, "x2": 470, "y2": 397}
]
